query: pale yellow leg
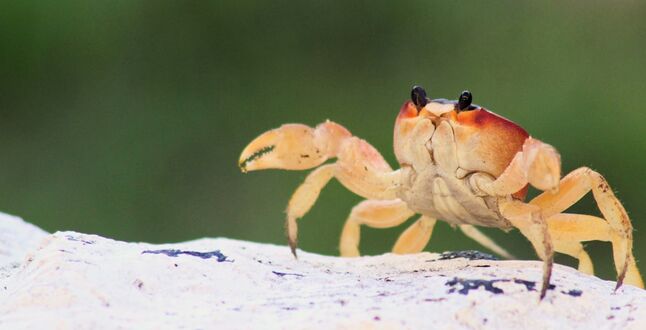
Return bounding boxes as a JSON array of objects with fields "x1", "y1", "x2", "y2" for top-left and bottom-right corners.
[
  {"x1": 340, "y1": 199, "x2": 415, "y2": 257},
  {"x1": 554, "y1": 241, "x2": 594, "y2": 275},
  {"x1": 547, "y1": 213, "x2": 643, "y2": 288},
  {"x1": 499, "y1": 200, "x2": 554, "y2": 299},
  {"x1": 392, "y1": 216, "x2": 437, "y2": 254},
  {"x1": 458, "y1": 225, "x2": 515, "y2": 259},
  {"x1": 280, "y1": 134, "x2": 402, "y2": 256},
  {"x1": 531, "y1": 167, "x2": 639, "y2": 289},
  {"x1": 286, "y1": 164, "x2": 336, "y2": 256}
]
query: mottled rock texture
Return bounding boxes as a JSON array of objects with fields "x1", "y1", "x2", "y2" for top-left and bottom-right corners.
[{"x1": 0, "y1": 213, "x2": 644, "y2": 329}]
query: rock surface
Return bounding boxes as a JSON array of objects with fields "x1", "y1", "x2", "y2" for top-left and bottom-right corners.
[{"x1": 0, "y1": 213, "x2": 645, "y2": 329}]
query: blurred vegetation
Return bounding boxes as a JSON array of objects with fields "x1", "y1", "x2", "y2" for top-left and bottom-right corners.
[{"x1": 1, "y1": 1, "x2": 645, "y2": 282}]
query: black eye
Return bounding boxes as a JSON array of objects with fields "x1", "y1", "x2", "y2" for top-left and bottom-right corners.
[
  {"x1": 411, "y1": 85, "x2": 428, "y2": 108},
  {"x1": 457, "y1": 90, "x2": 472, "y2": 111}
]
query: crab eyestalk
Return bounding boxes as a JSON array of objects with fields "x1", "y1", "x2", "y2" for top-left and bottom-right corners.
[{"x1": 239, "y1": 122, "x2": 351, "y2": 173}]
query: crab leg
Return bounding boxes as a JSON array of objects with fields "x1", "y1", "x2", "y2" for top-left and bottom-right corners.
[
  {"x1": 285, "y1": 164, "x2": 336, "y2": 255},
  {"x1": 473, "y1": 137, "x2": 561, "y2": 196},
  {"x1": 339, "y1": 199, "x2": 415, "y2": 257},
  {"x1": 546, "y1": 213, "x2": 606, "y2": 275},
  {"x1": 546, "y1": 213, "x2": 643, "y2": 288},
  {"x1": 499, "y1": 200, "x2": 554, "y2": 299},
  {"x1": 530, "y1": 167, "x2": 642, "y2": 289},
  {"x1": 458, "y1": 225, "x2": 515, "y2": 259},
  {"x1": 239, "y1": 121, "x2": 401, "y2": 256},
  {"x1": 391, "y1": 215, "x2": 437, "y2": 255}
]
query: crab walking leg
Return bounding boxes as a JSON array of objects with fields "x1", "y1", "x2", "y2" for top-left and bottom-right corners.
[
  {"x1": 285, "y1": 164, "x2": 336, "y2": 256},
  {"x1": 547, "y1": 213, "x2": 644, "y2": 288},
  {"x1": 472, "y1": 138, "x2": 561, "y2": 196},
  {"x1": 529, "y1": 167, "x2": 639, "y2": 289},
  {"x1": 458, "y1": 225, "x2": 515, "y2": 259},
  {"x1": 339, "y1": 199, "x2": 415, "y2": 257},
  {"x1": 546, "y1": 213, "x2": 606, "y2": 276},
  {"x1": 553, "y1": 241, "x2": 594, "y2": 275},
  {"x1": 499, "y1": 200, "x2": 554, "y2": 299},
  {"x1": 392, "y1": 215, "x2": 437, "y2": 254}
]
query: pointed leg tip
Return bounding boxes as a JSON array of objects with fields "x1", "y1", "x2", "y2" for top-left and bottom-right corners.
[
  {"x1": 288, "y1": 239, "x2": 298, "y2": 259},
  {"x1": 614, "y1": 278, "x2": 625, "y2": 292},
  {"x1": 615, "y1": 262, "x2": 628, "y2": 291}
]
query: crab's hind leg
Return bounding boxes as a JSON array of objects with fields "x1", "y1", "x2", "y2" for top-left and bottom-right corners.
[
  {"x1": 240, "y1": 121, "x2": 401, "y2": 256},
  {"x1": 545, "y1": 213, "x2": 606, "y2": 275},
  {"x1": 339, "y1": 199, "x2": 416, "y2": 257},
  {"x1": 546, "y1": 213, "x2": 643, "y2": 288},
  {"x1": 531, "y1": 167, "x2": 643, "y2": 289}
]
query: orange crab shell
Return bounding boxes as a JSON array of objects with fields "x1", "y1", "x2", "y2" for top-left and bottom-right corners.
[{"x1": 395, "y1": 101, "x2": 529, "y2": 200}]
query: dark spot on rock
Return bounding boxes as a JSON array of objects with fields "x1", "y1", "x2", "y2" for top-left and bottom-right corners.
[
  {"x1": 141, "y1": 249, "x2": 231, "y2": 262},
  {"x1": 513, "y1": 279, "x2": 537, "y2": 291},
  {"x1": 438, "y1": 250, "x2": 498, "y2": 261},
  {"x1": 66, "y1": 235, "x2": 95, "y2": 245},
  {"x1": 134, "y1": 279, "x2": 144, "y2": 289},
  {"x1": 373, "y1": 316, "x2": 381, "y2": 321},
  {"x1": 611, "y1": 306, "x2": 621, "y2": 311},
  {"x1": 174, "y1": 263, "x2": 178, "y2": 267},
  {"x1": 607, "y1": 315, "x2": 615, "y2": 320},
  {"x1": 513, "y1": 279, "x2": 555, "y2": 291},
  {"x1": 562, "y1": 289, "x2": 582, "y2": 297},
  {"x1": 446, "y1": 277, "x2": 556, "y2": 295},
  {"x1": 474, "y1": 265, "x2": 491, "y2": 268},
  {"x1": 424, "y1": 297, "x2": 447, "y2": 303},
  {"x1": 300, "y1": 154, "x2": 310, "y2": 158},
  {"x1": 445, "y1": 278, "x2": 504, "y2": 295},
  {"x1": 272, "y1": 270, "x2": 304, "y2": 277},
  {"x1": 282, "y1": 306, "x2": 297, "y2": 311}
]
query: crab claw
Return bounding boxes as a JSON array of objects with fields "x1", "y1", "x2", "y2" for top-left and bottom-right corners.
[{"x1": 239, "y1": 122, "x2": 351, "y2": 173}]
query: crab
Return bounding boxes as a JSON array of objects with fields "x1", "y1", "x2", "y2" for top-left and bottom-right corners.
[{"x1": 238, "y1": 86, "x2": 644, "y2": 298}]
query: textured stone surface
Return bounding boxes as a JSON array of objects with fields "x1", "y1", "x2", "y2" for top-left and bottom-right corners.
[{"x1": 1, "y1": 213, "x2": 645, "y2": 329}]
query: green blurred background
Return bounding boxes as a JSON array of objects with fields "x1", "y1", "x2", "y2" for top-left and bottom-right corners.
[{"x1": 1, "y1": 1, "x2": 644, "y2": 281}]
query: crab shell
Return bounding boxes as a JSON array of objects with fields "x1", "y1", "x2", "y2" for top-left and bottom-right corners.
[{"x1": 394, "y1": 100, "x2": 529, "y2": 199}]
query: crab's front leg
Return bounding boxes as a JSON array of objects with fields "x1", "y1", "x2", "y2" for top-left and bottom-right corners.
[
  {"x1": 239, "y1": 121, "x2": 401, "y2": 256},
  {"x1": 470, "y1": 137, "x2": 561, "y2": 196},
  {"x1": 498, "y1": 199, "x2": 554, "y2": 299},
  {"x1": 472, "y1": 137, "x2": 643, "y2": 292}
]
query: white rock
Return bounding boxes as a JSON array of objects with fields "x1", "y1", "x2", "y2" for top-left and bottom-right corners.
[
  {"x1": 0, "y1": 212, "x2": 48, "y2": 281},
  {"x1": 0, "y1": 215, "x2": 645, "y2": 329}
]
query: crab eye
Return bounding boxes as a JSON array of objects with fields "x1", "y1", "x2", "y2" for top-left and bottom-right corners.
[
  {"x1": 411, "y1": 85, "x2": 428, "y2": 108},
  {"x1": 457, "y1": 90, "x2": 472, "y2": 111}
]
